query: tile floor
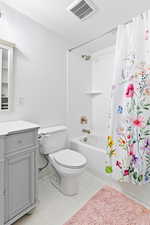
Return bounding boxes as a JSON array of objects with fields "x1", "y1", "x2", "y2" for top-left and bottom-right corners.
[{"x1": 13, "y1": 170, "x2": 103, "y2": 225}]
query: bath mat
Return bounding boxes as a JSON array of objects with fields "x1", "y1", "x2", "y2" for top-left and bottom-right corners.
[{"x1": 64, "y1": 186, "x2": 150, "y2": 225}]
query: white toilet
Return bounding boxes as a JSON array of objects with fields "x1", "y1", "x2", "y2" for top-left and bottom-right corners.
[{"x1": 39, "y1": 126, "x2": 87, "y2": 196}]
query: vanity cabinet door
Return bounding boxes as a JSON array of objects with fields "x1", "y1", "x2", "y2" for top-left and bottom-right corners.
[{"x1": 4, "y1": 149, "x2": 35, "y2": 222}]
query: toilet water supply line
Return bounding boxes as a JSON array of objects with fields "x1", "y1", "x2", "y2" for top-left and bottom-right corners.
[
  {"x1": 39, "y1": 154, "x2": 49, "y2": 172},
  {"x1": 38, "y1": 134, "x2": 49, "y2": 172}
]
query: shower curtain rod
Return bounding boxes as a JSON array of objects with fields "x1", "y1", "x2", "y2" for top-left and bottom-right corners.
[{"x1": 68, "y1": 19, "x2": 132, "y2": 52}]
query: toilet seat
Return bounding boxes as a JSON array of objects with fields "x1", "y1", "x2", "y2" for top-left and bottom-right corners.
[{"x1": 53, "y1": 149, "x2": 87, "y2": 169}]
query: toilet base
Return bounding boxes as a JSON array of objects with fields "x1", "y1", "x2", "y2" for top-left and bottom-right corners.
[
  {"x1": 50, "y1": 167, "x2": 79, "y2": 196},
  {"x1": 60, "y1": 175, "x2": 79, "y2": 196}
]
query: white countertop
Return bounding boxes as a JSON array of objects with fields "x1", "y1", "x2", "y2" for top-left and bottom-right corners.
[{"x1": 0, "y1": 120, "x2": 40, "y2": 136}]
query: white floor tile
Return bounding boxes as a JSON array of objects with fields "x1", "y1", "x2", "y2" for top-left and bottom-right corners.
[{"x1": 13, "y1": 170, "x2": 103, "y2": 225}]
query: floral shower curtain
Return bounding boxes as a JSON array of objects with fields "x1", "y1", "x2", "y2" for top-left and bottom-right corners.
[{"x1": 105, "y1": 11, "x2": 150, "y2": 184}]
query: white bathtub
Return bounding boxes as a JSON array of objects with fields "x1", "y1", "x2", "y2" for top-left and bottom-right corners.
[
  {"x1": 70, "y1": 135, "x2": 107, "y2": 178},
  {"x1": 71, "y1": 135, "x2": 150, "y2": 208}
]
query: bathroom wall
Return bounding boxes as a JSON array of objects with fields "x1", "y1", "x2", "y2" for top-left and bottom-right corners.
[
  {"x1": 67, "y1": 51, "x2": 92, "y2": 138},
  {"x1": 0, "y1": 2, "x2": 69, "y2": 127},
  {"x1": 91, "y1": 46, "x2": 115, "y2": 139}
]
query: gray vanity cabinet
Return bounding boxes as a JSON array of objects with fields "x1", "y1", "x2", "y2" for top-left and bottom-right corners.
[
  {"x1": 0, "y1": 136, "x2": 5, "y2": 225},
  {"x1": 4, "y1": 149, "x2": 35, "y2": 222},
  {"x1": 0, "y1": 121, "x2": 39, "y2": 225}
]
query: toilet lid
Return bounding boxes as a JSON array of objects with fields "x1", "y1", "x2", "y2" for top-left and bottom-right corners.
[{"x1": 54, "y1": 149, "x2": 87, "y2": 169}]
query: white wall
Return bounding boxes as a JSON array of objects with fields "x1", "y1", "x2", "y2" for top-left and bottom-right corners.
[
  {"x1": 0, "y1": 2, "x2": 68, "y2": 127},
  {"x1": 92, "y1": 46, "x2": 114, "y2": 139},
  {"x1": 67, "y1": 51, "x2": 92, "y2": 138}
]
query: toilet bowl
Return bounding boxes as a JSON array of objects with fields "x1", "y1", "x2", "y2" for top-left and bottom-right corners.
[
  {"x1": 49, "y1": 149, "x2": 87, "y2": 196},
  {"x1": 39, "y1": 126, "x2": 87, "y2": 196}
]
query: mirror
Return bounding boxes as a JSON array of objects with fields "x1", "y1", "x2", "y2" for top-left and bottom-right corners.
[
  {"x1": 0, "y1": 40, "x2": 14, "y2": 111},
  {"x1": 0, "y1": 48, "x2": 8, "y2": 110}
]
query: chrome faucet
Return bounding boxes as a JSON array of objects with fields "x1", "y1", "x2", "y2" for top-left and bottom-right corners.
[{"x1": 82, "y1": 129, "x2": 91, "y2": 134}]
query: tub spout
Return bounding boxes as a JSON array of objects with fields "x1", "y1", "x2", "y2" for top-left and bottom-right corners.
[{"x1": 82, "y1": 129, "x2": 91, "y2": 134}]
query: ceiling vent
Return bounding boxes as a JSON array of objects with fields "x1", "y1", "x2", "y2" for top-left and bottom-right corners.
[{"x1": 67, "y1": 0, "x2": 97, "y2": 20}]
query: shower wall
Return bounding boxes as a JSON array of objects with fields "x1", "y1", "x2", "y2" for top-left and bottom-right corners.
[
  {"x1": 91, "y1": 46, "x2": 114, "y2": 139},
  {"x1": 67, "y1": 46, "x2": 115, "y2": 139},
  {"x1": 67, "y1": 51, "x2": 92, "y2": 138}
]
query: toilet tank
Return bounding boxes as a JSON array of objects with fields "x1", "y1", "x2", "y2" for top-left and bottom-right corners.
[{"x1": 39, "y1": 126, "x2": 67, "y2": 154}]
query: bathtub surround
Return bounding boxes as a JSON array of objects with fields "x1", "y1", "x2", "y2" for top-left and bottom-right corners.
[
  {"x1": 91, "y1": 46, "x2": 114, "y2": 139},
  {"x1": 68, "y1": 46, "x2": 115, "y2": 139},
  {"x1": 67, "y1": 48, "x2": 113, "y2": 139},
  {"x1": 67, "y1": 51, "x2": 92, "y2": 138},
  {"x1": 106, "y1": 10, "x2": 150, "y2": 184}
]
